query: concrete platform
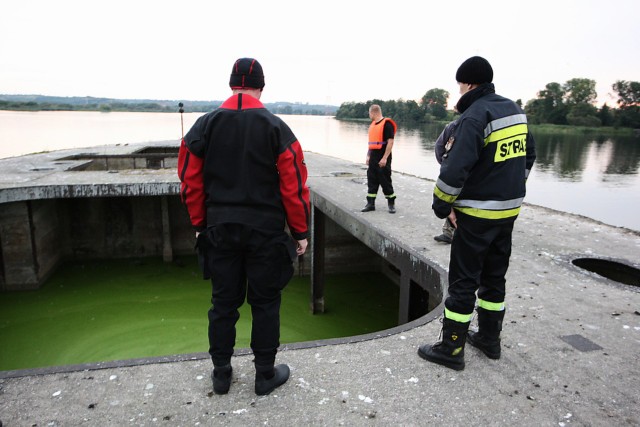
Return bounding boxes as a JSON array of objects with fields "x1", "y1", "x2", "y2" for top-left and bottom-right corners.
[{"x1": 1, "y1": 144, "x2": 639, "y2": 426}]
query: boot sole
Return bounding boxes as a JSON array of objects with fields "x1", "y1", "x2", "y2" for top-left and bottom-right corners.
[
  {"x1": 417, "y1": 347, "x2": 465, "y2": 371},
  {"x1": 213, "y1": 386, "x2": 230, "y2": 395}
]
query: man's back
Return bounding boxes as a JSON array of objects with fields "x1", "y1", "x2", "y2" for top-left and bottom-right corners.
[
  {"x1": 454, "y1": 92, "x2": 530, "y2": 203},
  {"x1": 434, "y1": 86, "x2": 536, "y2": 221},
  {"x1": 183, "y1": 93, "x2": 300, "y2": 233},
  {"x1": 177, "y1": 57, "x2": 309, "y2": 397}
]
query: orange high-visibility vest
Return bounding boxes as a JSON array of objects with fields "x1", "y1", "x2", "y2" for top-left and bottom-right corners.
[{"x1": 368, "y1": 118, "x2": 397, "y2": 149}]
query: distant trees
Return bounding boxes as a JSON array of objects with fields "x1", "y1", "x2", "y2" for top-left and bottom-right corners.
[
  {"x1": 421, "y1": 88, "x2": 449, "y2": 120},
  {"x1": 335, "y1": 101, "x2": 371, "y2": 120},
  {"x1": 525, "y1": 78, "x2": 640, "y2": 128},
  {"x1": 525, "y1": 82, "x2": 568, "y2": 125},
  {"x1": 0, "y1": 97, "x2": 337, "y2": 116},
  {"x1": 335, "y1": 88, "x2": 453, "y2": 124},
  {"x1": 612, "y1": 80, "x2": 640, "y2": 128},
  {"x1": 0, "y1": 100, "x2": 175, "y2": 113},
  {"x1": 563, "y1": 78, "x2": 599, "y2": 127},
  {"x1": 336, "y1": 79, "x2": 640, "y2": 129}
]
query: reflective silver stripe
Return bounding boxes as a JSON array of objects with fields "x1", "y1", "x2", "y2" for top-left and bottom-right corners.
[
  {"x1": 484, "y1": 114, "x2": 528, "y2": 139},
  {"x1": 525, "y1": 168, "x2": 531, "y2": 178},
  {"x1": 454, "y1": 197, "x2": 524, "y2": 210},
  {"x1": 436, "y1": 178, "x2": 462, "y2": 195}
]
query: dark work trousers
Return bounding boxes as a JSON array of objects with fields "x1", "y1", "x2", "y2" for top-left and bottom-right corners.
[
  {"x1": 445, "y1": 212, "x2": 516, "y2": 316},
  {"x1": 196, "y1": 223, "x2": 296, "y2": 367},
  {"x1": 366, "y1": 149, "x2": 394, "y2": 197}
]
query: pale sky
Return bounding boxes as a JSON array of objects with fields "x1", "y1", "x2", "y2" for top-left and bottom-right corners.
[{"x1": 1, "y1": 0, "x2": 638, "y2": 108}]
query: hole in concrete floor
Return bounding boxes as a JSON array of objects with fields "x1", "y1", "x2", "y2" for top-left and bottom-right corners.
[
  {"x1": 134, "y1": 146, "x2": 179, "y2": 155},
  {"x1": 572, "y1": 258, "x2": 640, "y2": 287},
  {"x1": 330, "y1": 171, "x2": 355, "y2": 177}
]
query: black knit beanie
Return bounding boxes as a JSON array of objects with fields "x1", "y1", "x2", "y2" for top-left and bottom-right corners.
[
  {"x1": 455, "y1": 56, "x2": 493, "y2": 84},
  {"x1": 229, "y1": 58, "x2": 265, "y2": 89}
]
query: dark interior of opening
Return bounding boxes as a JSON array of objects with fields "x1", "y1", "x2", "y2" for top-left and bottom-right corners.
[
  {"x1": 409, "y1": 279, "x2": 430, "y2": 321},
  {"x1": 572, "y1": 258, "x2": 640, "y2": 287}
]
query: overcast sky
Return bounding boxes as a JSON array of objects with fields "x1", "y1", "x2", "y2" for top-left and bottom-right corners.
[{"x1": 1, "y1": 0, "x2": 638, "y2": 108}]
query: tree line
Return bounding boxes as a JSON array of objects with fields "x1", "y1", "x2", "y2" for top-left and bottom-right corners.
[
  {"x1": 336, "y1": 80, "x2": 640, "y2": 129},
  {"x1": 0, "y1": 95, "x2": 338, "y2": 116},
  {"x1": 0, "y1": 100, "x2": 177, "y2": 113},
  {"x1": 525, "y1": 79, "x2": 639, "y2": 128}
]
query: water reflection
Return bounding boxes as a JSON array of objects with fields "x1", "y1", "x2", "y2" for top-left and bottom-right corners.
[
  {"x1": 532, "y1": 130, "x2": 640, "y2": 180},
  {"x1": 603, "y1": 136, "x2": 640, "y2": 175}
]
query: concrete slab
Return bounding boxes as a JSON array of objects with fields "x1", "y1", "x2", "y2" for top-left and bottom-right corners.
[{"x1": 1, "y1": 145, "x2": 639, "y2": 426}]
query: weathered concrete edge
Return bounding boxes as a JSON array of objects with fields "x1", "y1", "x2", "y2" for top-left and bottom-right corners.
[{"x1": 0, "y1": 182, "x2": 180, "y2": 204}]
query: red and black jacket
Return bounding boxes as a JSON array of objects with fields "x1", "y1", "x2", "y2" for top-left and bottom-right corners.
[{"x1": 178, "y1": 93, "x2": 310, "y2": 240}]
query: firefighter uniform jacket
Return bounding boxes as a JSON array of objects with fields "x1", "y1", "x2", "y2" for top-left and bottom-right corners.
[
  {"x1": 178, "y1": 93, "x2": 310, "y2": 240},
  {"x1": 433, "y1": 84, "x2": 536, "y2": 221}
]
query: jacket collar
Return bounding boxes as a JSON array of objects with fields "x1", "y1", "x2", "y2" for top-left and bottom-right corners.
[
  {"x1": 220, "y1": 93, "x2": 265, "y2": 111},
  {"x1": 455, "y1": 83, "x2": 495, "y2": 114}
]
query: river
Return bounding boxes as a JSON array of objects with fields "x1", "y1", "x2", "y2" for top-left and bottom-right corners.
[{"x1": 1, "y1": 110, "x2": 639, "y2": 231}]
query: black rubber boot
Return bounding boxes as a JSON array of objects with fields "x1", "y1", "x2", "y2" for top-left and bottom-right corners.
[
  {"x1": 211, "y1": 364, "x2": 233, "y2": 395},
  {"x1": 434, "y1": 218, "x2": 455, "y2": 243},
  {"x1": 387, "y1": 198, "x2": 396, "y2": 214},
  {"x1": 433, "y1": 233, "x2": 452, "y2": 243},
  {"x1": 255, "y1": 364, "x2": 290, "y2": 396},
  {"x1": 418, "y1": 318, "x2": 470, "y2": 371},
  {"x1": 467, "y1": 307, "x2": 505, "y2": 359},
  {"x1": 361, "y1": 197, "x2": 376, "y2": 212}
]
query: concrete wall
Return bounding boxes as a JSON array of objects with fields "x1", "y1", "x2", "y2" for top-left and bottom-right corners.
[
  {"x1": 0, "y1": 195, "x2": 382, "y2": 291},
  {"x1": 305, "y1": 215, "x2": 381, "y2": 276},
  {"x1": 0, "y1": 201, "x2": 39, "y2": 289},
  {"x1": 0, "y1": 196, "x2": 193, "y2": 290},
  {"x1": 0, "y1": 190, "x2": 440, "y2": 328}
]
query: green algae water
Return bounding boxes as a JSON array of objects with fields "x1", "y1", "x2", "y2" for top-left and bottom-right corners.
[{"x1": 0, "y1": 258, "x2": 398, "y2": 371}]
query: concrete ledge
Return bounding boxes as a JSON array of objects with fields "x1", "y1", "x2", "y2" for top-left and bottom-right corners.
[{"x1": 1, "y1": 145, "x2": 639, "y2": 425}]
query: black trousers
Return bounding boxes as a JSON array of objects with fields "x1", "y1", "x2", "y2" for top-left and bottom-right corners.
[
  {"x1": 367, "y1": 150, "x2": 394, "y2": 197},
  {"x1": 196, "y1": 224, "x2": 296, "y2": 367},
  {"x1": 445, "y1": 213, "x2": 515, "y2": 316}
]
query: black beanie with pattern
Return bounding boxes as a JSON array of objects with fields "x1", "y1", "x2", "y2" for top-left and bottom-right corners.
[
  {"x1": 455, "y1": 56, "x2": 493, "y2": 84},
  {"x1": 229, "y1": 58, "x2": 265, "y2": 89}
]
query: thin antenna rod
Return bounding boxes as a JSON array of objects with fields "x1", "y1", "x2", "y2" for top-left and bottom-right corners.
[{"x1": 178, "y1": 102, "x2": 185, "y2": 140}]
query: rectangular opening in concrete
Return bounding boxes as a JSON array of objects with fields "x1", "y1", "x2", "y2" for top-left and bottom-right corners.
[{"x1": 59, "y1": 147, "x2": 178, "y2": 172}]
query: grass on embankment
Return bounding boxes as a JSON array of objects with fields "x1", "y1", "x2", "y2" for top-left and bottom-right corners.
[
  {"x1": 0, "y1": 258, "x2": 398, "y2": 371},
  {"x1": 529, "y1": 123, "x2": 636, "y2": 136}
]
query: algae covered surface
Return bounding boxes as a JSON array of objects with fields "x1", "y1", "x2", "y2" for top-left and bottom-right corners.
[{"x1": 0, "y1": 258, "x2": 398, "y2": 371}]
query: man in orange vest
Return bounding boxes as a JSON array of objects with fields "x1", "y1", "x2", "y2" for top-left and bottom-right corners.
[{"x1": 362, "y1": 104, "x2": 398, "y2": 213}]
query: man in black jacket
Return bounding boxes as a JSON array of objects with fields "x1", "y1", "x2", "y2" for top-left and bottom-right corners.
[
  {"x1": 418, "y1": 56, "x2": 536, "y2": 370},
  {"x1": 178, "y1": 58, "x2": 310, "y2": 395}
]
